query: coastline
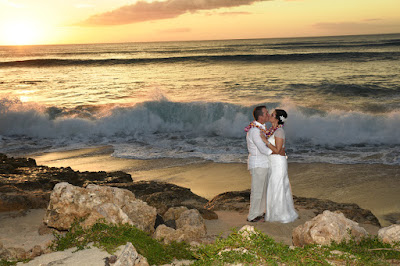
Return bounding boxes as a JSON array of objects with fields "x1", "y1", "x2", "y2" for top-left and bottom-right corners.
[{"x1": 28, "y1": 145, "x2": 400, "y2": 227}]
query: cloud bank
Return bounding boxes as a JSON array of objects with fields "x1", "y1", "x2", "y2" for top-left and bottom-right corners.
[{"x1": 79, "y1": 0, "x2": 268, "y2": 26}]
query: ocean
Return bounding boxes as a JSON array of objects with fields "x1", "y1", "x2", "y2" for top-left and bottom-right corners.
[{"x1": 0, "y1": 33, "x2": 399, "y2": 165}]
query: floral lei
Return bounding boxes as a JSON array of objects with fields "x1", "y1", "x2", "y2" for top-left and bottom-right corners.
[{"x1": 244, "y1": 121, "x2": 283, "y2": 138}]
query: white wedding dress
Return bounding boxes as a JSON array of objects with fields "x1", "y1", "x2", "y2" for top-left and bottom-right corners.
[{"x1": 265, "y1": 128, "x2": 298, "y2": 223}]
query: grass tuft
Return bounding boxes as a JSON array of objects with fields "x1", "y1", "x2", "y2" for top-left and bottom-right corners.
[
  {"x1": 49, "y1": 219, "x2": 194, "y2": 265},
  {"x1": 192, "y1": 227, "x2": 400, "y2": 265}
]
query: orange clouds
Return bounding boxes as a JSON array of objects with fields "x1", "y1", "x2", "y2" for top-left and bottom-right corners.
[{"x1": 79, "y1": 0, "x2": 268, "y2": 26}]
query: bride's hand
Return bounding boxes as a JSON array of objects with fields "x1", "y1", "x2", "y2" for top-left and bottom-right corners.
[{"x1": 260, "y1": 132, "x2": 268, "y2": 143}]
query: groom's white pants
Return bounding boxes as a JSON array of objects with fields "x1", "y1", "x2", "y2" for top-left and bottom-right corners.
[{"x1": 248, "y1": 167, "x2": 270, "y2": 221}]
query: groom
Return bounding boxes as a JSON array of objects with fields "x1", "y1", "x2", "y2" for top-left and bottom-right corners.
[{"x1": 246, "y1": 105, "x2": 272, "y2": 222}]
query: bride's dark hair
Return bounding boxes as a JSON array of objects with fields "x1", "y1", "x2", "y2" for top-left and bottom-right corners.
[{"x1": 275, "y1": 109, "x2": 287, "y2": 125}]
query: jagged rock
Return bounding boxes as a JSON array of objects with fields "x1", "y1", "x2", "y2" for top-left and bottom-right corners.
[
  {"x1": 114, "y1": 242, "x2": 149, "y2": 266},
  {"x1": 0, "y1": 153, "x2": 132, "y2": 212},
  {"x1": 293, "y1": 196, "x2": 381, "y2": 227},
  {"x1": 176, "y1": 209, "x2": 206, "y2": 230},
  {"x1": 1, "y1": 153, "x2": 218, "y2": 220},
  {"x1": 44, "y1": 182, "x2": 157, "y2": 233},
  {"x1": 112, "y1": 181, "x2": 218, "y2": 220},
  {"x1": 0, "y1": 154, "x2": 36, "y2": 174},
  {"x1": 164, "y1": 206, "x2": 189, "y2": 221},
  {"x1": 383, "y1": 213, "x2": 400, "y2": 225},
  {"x1": 164, "y1": 219, "x2": 177, "y2": 229},
  {"x1": 154, "y1": 209, "x2": 207, "y2": 244},
  {"x1": 378, "y1": 224, "x2": 400, "y2": 244},
  {"x1": 154, "y1": 214, "x2": 165, "y2": 229},
  {"x1": 205, "y1": 190, "x2": 250, "y2": 212},
  {"x1": 0, "y1": 192, "x2": 50, "y2": 212},
  {"x1": 238, "y1": 225, "x2": 259, "y2": 240},
  {"x1": 292, "y1": 210, "x2": 368, "y2": 247},
  {"x1": 205, "y1": 190, "x2": 380, "y2": 227}
]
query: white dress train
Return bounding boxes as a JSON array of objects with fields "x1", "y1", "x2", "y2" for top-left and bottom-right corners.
[{"x1": 265, "y1": 129, "x2": 298, "y2": 223}]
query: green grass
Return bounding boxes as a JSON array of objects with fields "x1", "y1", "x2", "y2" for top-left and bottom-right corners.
[
  {"x1": 0, "y1": 260, "x2": 17, "y2": 266},
  {"x1": 3, "y1": 221, "x2": 399, "y2": 265},
  {"x1": 49, "y1": 219, "x2": 194, "y2": 265},
  {"x1": 192, "y1": 228, "x2": 400, "y2": 265}
]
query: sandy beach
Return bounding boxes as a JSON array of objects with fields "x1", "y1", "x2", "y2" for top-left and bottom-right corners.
[{"x1": 28, "y1": 145, "x2": 400, "y2": 227}]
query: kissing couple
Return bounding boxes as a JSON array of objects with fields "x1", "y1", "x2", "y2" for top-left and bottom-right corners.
[{"x1": 245, "y1": 105, "x2": 298, "y2": 223}]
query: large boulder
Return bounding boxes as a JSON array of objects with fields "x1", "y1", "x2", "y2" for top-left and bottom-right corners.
[
  {"x1": 378, "y1": 224, "x2": 400, "y2": 244},
  {"x1": 112, "y1": 181, "x2": 217, "y2": 220},
  {"x1": 154, "y1": 208, "x2": 207, "y2": 244},
  {"x1": 292, "y1": 210, "x2": 368, "y2": 247},
  {"x1": 44, "y1": 182, "x2": 157, "y2": 233}
]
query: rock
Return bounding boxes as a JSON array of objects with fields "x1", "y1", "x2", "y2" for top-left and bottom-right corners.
[
  {"x1": 205, "y1": 190, "x2": 250, "y2": 212},
  {"x1": 154, "y1": 214, "x2": 164, "y2": 229},
  {"x1": 164, "y1": 206, "x2": 189, "y2": 221},
  {"x1": 44, "y1": 182, "x2": 157, "y2": 233},
  {"x1": 154, "y1": 209, "x2": 207, "y2": 244},
  {"x1": 154, "y1": 225, "x2": 177, "y2": 244},
  {"x1": 0, "y1": 153, "x2": 132, "y2": 212},
  {"x1": 0, "y1": 192, "x2": 50, "y2": 212},
  {"x1": 383, "y1": 213, "x2": 400, "y2": 225},
  {"x1": 378, "y1": 224, "x2": 400, "y2": 244},
  {"x1": 292, "y1": 210, "x2": 368, "y2": 247},
  {"x1": 104, "y1": 255, "x2": 118, "y2": 266},
  {"x1": 192, "y1": 206, "x2": 218, "y2": 220},
  {"x1": 112, "y1": 181, "x2": 217, "y2": 220},
  {"x1": 1, "y1": 154, "x2": 218, "y2": 224},
  {"x1": 114, "y1": 242, "x2": 149, "y2": 266},
  {"x1": 238, "y1": 225, "x2": 259, "y2": 240},
  {"x1": 293, "y1": 196, "x2": 381, "y2": 227},
  {"x1": 164, "y1": 219, "x2": 177, "y2": 229},
  {"x1": 29, "y1": 245, "x2": 43, "y2": 258},
  {"x1": 176, "y1": 209, "x2": 206, "y2": 230}
]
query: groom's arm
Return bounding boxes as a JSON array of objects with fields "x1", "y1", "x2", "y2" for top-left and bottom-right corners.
[{"x1": 250, "y1": 129, "x2": 272, "y2": 155}]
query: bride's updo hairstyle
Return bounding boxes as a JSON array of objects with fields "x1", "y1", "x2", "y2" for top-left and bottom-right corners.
[{"x1": 275, "y1": 109, "x2": 287, "y2": 125}]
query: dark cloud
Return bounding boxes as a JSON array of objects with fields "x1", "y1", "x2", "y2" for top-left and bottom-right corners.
[{"x1": 79, "y1": 0, "x2": 268, "y2": 26}]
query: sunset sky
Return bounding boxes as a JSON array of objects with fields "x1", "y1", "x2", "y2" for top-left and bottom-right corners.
[{"x1": 0, "y1": 0, "x2": 399, "y2": 45}]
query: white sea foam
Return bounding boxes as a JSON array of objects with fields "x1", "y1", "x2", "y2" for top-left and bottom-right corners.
[{"x1": 0, "y1": 97, "x2": 399, "y2": 165}]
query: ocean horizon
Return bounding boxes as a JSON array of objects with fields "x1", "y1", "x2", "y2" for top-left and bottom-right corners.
[{"x1": 1, "y1": 33, "x2": 399, "y2": 165}]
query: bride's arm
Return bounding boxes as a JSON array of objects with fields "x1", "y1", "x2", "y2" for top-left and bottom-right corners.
[{"x1": 260, "y1": 133, "x2": 285, "y2": 155}]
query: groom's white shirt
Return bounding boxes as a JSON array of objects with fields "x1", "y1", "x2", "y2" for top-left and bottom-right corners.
[{"x1": 247, "y1": 121, "x2": 272, "y2": 169}]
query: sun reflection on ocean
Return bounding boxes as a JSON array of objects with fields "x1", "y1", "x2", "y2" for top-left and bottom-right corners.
[{"x1": 16, "y1": 89, "x2": 36, "y2": 103}]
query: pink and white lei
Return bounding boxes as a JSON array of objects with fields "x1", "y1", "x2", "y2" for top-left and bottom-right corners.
[{"x1": 244, "y1": 121, "x2": 283, "y2": 138}]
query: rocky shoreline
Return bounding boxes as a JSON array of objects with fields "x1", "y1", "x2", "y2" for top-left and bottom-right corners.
[
  {"x1": 1, "y1": 153, "x2": 398, "y2": 264},
  {"x1": 0, "y1": 153, "x2": 381, "y2": 226}
]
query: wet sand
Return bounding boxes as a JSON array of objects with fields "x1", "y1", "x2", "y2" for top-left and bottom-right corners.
[{"x1": 29, "y1": 146, "x2": 400, "y2": 226}]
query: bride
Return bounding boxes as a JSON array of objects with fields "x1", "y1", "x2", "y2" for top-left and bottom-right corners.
[{"x1": 260, "y1": 109, "x2": 298, "y2": 223}]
